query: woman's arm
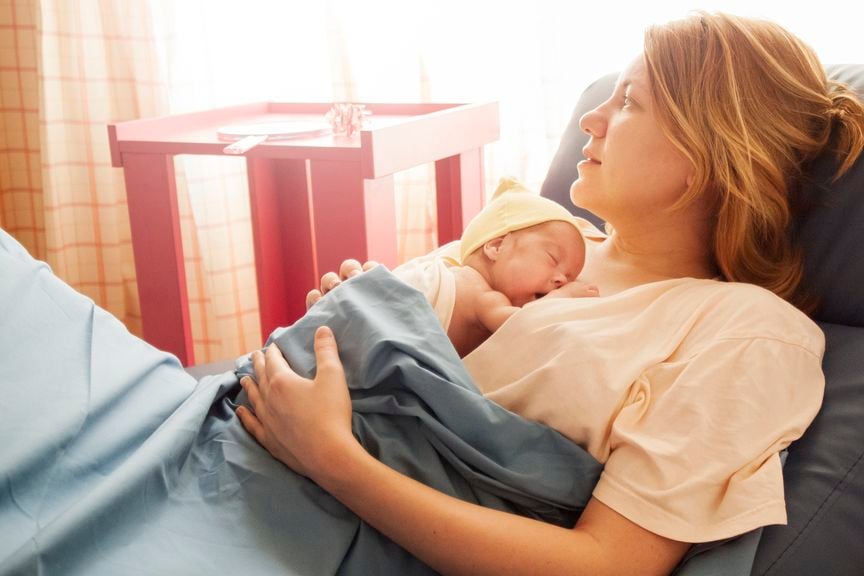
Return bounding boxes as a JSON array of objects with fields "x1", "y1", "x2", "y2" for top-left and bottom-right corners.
[
  {"x1": 317, "y1": 446, "x2": 688, "y2": 576},
  {"x1": 236, "y1": 330, "x2": 690, "y2": 576}
]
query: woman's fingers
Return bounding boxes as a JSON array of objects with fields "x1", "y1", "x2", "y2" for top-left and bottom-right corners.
[
  {"x1": 241, "y1": 374, "x2": 263, "y2": 413},
  {"x1": 306, "y1": 289, "x2": 322, "y2": 309},
  {"x1": 237, "y1": 371, "x2": 266, "y2": 444},
  {"x1": 320, "y1": 271, "x2": 342, "y2": 294},
  {"x1": 249, "y1": 344, "x2": 297, "y2": 401},
  {"x1": 361, "y1": 260, "x2": 379, "y2": 272},
  {"x1": 309, "y1": 259, "x2": 380, "y2": 310},
  {"x1": 339, "y1": 259, "x2": 363, "y2": 279},
  {"x1": 263, "y1": 343, "x2": 293, "y2": 384},
  {"x1": 236, "y1": 402, "x2": 264, "y2": 442},
  {"x1": 250, "y1": 349, "x2": 268, "y2": 396},
  {"x1": 340, "y1": 258, "x2": 378, "y2": 277},
  {"x1": 313, "y1": 326, "x2": 341, "y2": 374}
]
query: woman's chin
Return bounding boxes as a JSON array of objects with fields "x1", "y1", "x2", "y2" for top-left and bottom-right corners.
[{"x1": 569, "y1": 180, "x2": 588, "y2": 206}]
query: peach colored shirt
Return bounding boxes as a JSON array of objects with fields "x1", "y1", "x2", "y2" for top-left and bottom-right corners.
[{"x1": 463, "y1": 276, "x2": 825, "y2": 543}]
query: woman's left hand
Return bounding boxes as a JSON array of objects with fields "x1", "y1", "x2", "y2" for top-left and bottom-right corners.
[
  {"x1": 306, "y1": 259, "x2": 379, "y2": 309},
  {"x1": 237, "y1": 326, "x2": 360, "y2": 480}
]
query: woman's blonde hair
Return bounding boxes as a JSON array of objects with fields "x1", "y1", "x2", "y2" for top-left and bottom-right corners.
[{"x1": 644, "y1": 12, "x2": 864, "y2": 311}]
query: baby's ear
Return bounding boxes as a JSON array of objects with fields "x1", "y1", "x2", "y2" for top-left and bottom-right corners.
[{"x1": 483, "y1": 237, "x2": 504, "y2": 260}]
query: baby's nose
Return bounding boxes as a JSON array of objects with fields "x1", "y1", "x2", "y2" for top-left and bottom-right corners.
[{"x1": 551, "y1": 274, "x2": 567, "y2": 288}]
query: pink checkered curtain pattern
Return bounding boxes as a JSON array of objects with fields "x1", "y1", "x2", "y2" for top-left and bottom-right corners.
[
  {"x1": 0, "y1": 0, "x2": 232, "y2": 362},
  {"x1": 0, "y1": 0, "x2": 163, "y2": 339}
]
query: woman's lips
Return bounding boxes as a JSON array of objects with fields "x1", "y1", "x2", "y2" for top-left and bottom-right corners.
[{"x1": 580, "y1": 148, "x2": 602, "y2": 166}]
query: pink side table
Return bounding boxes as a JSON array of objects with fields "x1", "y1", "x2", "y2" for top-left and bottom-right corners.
[{"x1": 108, "y1": 102, "x2": 499, "y2": 365}]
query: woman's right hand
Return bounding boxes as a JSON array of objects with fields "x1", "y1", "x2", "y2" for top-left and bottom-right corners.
[
  {"x1": 237, "y1": 328, "x2": 360, "y2": 482},
  {"x1": 306, "y1": 259, "x2": 379, "y2": 309}
]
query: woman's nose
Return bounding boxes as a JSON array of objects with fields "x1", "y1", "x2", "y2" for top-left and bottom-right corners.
[{"x1": 579, "y1": 104, "x2": 607, "y2": 138}]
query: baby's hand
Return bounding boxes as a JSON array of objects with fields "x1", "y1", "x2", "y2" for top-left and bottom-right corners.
[{"x1": 545, "y1": 281, "x2": 599, "y2": 299}]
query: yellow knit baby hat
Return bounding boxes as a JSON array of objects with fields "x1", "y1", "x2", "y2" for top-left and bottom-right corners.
[{"x1": 458, "y1": 177, "x2": 582, "y2": 263}]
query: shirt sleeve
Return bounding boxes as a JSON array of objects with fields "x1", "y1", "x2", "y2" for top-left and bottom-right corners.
[{"x1": 592, "y1": 335, "x2": 825, "y2": 543}]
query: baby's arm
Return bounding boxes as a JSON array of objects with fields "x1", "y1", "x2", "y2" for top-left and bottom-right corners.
[
  {"x1": 543, "y1": 281, "x2": 599, "y2": 299},
  {"x1": 474, "y1": 290, "x2": 521, "y2": 333},
  {"x1": 475, "y1": 281, "x2": 599, "y2": 333}
]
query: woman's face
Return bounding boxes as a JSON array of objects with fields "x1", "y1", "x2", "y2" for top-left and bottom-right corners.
[
  {"x1": 486, "y1": 221, "x2": 585, "y2": 307},
  {"x1": 570, "y1": 56, "x2": 694, "y2": 227}
]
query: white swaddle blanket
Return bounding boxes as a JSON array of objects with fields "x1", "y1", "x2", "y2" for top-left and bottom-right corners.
[{"x1": 392, "y1": 241, "x2": 461, "y2": 332}]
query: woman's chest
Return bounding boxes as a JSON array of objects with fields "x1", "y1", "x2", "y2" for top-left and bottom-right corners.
[{"x1": 462, "y1": 281, "x2": 718, "y2": 458}]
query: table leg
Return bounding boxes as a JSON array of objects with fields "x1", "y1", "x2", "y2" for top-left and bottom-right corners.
[
  {"x1": 247, "y1": 157, "x2": 317, "y2": 343},
  {"x1": 122, "y1": 153, "x2": 194, "y2": 365},
  {"x1": 307, "y1": 159, "x2": 397, "y2": 274},
  {"x1": 434, "y1": 148, "x2": 486, "y2": 244}
]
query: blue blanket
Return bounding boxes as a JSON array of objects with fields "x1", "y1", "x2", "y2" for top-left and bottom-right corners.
[{"x1": 0, "y1": 228, "x2": 758, "y2": 575}]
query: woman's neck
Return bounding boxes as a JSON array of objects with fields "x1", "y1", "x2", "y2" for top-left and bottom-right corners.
[{"x1": 580, "y1": 220, "x2": 717, "y2": 295}]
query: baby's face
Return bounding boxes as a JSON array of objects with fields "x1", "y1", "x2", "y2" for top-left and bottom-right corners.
[{"x1": 490, "y1": 221, "x2": 586, "y2": 306}]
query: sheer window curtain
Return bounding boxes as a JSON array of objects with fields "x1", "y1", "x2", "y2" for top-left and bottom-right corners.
[
  {"x1": 2, "y1": 0, "x2": 861, "y2": 364},
  {"x1": 0, "y1": 0, "x2": 168, "y2": 339}
]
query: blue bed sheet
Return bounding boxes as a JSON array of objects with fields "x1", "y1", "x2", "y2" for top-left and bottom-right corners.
[{"x1": 0, "y1": 228, "x2": 759, "y2": 575}]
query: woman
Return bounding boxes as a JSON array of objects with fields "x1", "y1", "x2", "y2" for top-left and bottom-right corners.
[{"x1": 237, "y1": 12, "x2": 864, "y2": 575}]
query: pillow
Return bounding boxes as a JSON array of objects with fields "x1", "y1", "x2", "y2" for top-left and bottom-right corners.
[
  {"x1": 794, "y1": 65, "x2": 864, "y2": 326},
  {"x1": 750, "y1": 322, "x2": 864, "y2": 574},
  {"x1": 539, "y1": 73, "x2": 613, "y2": 231}
]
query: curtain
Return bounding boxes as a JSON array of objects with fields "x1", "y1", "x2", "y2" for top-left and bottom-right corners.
[
  {"x1": 0, "y1": 0, "x2": 169, "y2": 339},
  {"x1": 0, "y1": 0, "x2": 248, "y2": 361}
]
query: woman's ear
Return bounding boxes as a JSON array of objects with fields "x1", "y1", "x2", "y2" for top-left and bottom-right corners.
[{"x1": 483, "y1": 237, "x2": 504, "y2": 261}]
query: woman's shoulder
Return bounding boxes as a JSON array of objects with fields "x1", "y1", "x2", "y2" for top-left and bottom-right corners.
[
  {"x1": 675, "y1": 276, "x2": 788, "y2": 302},
  {"x1": 664, "y1": 278, "x2": 825, "y2": 355},
  {"x1": 676, "y1": 277, "x2": 803, "y2": 315}
]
